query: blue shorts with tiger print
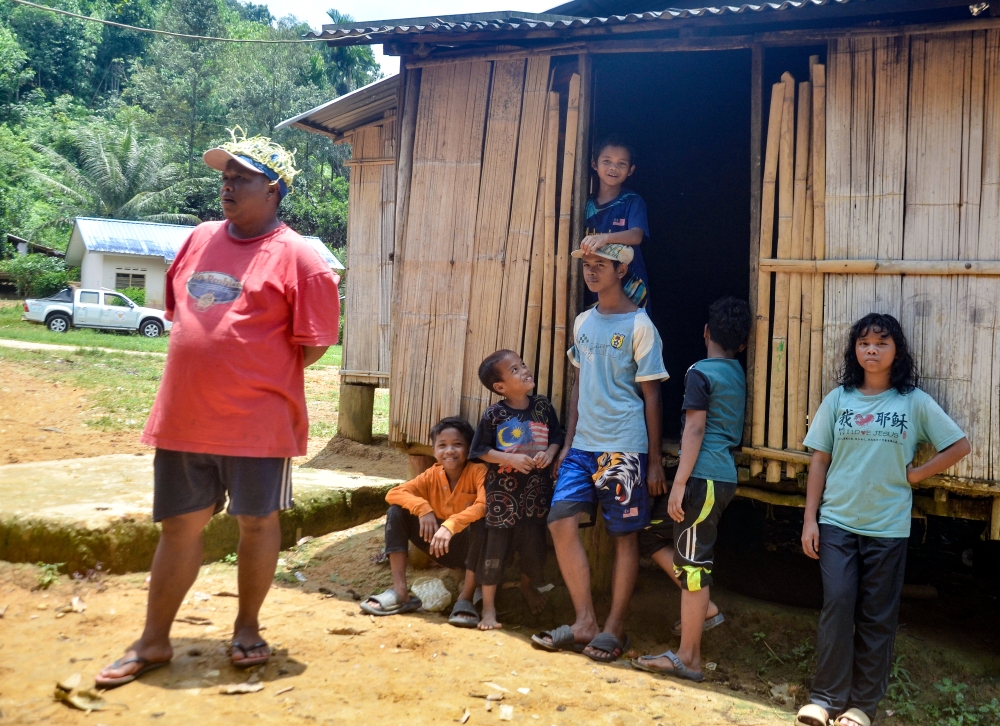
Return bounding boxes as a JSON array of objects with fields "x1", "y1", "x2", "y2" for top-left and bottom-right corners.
[{"x1": 547, "y1": 448, "x2": 650, "y2": 536}]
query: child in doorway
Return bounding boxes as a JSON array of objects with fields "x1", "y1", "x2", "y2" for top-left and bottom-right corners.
[
  {"x1": 361, "y1": 417, "x2": 486, "y2": 619},
  {"x1": 795, "y1": 313, "x2": 970, "y2": 726},
  {"x1": 632, "y1": 296, "x2": 752, "y2": 682},
  {"x1": 532, "y1": 243, "x2": 669, "y2": 663},
  {"x1": 581, "y1": 134, "x2": 651, "y2": 309},
  {"x1": 469, "y1": 349, "x2": 564, "y2": 630}
]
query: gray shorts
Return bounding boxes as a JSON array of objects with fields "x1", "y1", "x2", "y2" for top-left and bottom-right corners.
[{"x1": 152, "y1": 448, "x2": 293, "y2": 522}]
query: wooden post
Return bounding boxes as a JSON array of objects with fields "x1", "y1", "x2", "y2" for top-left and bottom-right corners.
[
  {"x1": 552, "y1": 74, "x2": 581, "y2": 414},
  {"x1": 338, "y1": 382, "x2": 376, "y2": 445},
  {"x1": 808, "y1": 64, "x2": 827, "y2": 422},
  {"x1": 766, "y1": 73, "x2": 796, "y2": 483},
  {"x1": 746, "y1": 43, "x2": 764, "y2": 452},
  {"x1": 569, "y1": 54, "x2": 592, "y2": 329},
  {"x1": 992, "y1": 497, "x2": 1000, "y2": 540},
  {"x1": 751, "y1": 82, "x2": 785, "y2": 478}
]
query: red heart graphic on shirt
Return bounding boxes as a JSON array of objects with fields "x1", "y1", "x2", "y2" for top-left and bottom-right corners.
[{"x1": 855, "y1": 413, "x2": 875, "y2": 426}]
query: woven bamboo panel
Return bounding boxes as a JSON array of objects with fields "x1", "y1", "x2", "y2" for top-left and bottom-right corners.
[
  {"x1": 389, "y1": 61, "x2": 492, "y2": 444},
  {"x1": 460, "y1": 59, "x2": 528, "y2": 421},
  {"x1": 343, "y1": 119, "x2": 396, "y2": 387},
  {"x1": 823, "y1": 36, "x2": 909, "y2": 397}
]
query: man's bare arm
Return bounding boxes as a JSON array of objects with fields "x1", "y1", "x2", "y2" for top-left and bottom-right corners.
[{"x1": 302, "y1": 346, "x2": 329, "y2": 367}]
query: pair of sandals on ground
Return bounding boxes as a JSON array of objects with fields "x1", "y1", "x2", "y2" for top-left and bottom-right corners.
[
  {"x1": 531, "y1": 611, "x2": 725, "y2": 672},
  {"x1": 796, "y1": 704, "x2": 870, "y2": 726},
  {"x1": 359, "y1": 588, "x2": 508, "y2": 629},
  {"x1": 94, "y1": 640, "x2": 271, "y2": 689}
]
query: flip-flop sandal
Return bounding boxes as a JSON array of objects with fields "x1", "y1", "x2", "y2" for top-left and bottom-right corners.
[
  {"x1": 795, "y1": 703, "x2": 831, "y2": 726},
  {"x1": 448, "y1": 599, "x2": 480, "y2": 628},
  {"x1": 531, "y1": 624, "x2": 586, "y2": 653},
  {"x1": 359, "y1": 589, "x2": 422, "y2": 616},
  {"x1": 630, "y1": 650, "x2": 704, "y2": 682},
  {"x1": 583, "y1": 632, "x2": 631, "y2": 663},
  {"x1": 835, "y1": 708, "x2": 870, "y2": 726},
  {"x1": 94, "y1": 656, "x2": 169, "y2": 689},
  {"x1": 231, "y1": 640, "x2": 271, "y2": 669},
  {"x1": 671, "y1": 612, "x2": 726, "y2": 636}
]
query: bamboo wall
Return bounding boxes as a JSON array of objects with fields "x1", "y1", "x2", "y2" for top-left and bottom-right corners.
[
  {"x1": 752, "y1": 30, "x2": 1000, "y2": 484},
  {"x1": 389, "y1": 58, "x2": 583, "y2": 445},
  {"x1": 342, "y1": 117, "x2": 396, "y2": 387}
]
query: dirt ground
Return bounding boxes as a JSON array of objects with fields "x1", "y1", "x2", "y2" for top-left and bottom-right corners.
[
  {"x1": 0, "y1": 360, "x2": 146, "y2": 463},
  {"x1": 0, "y1": 524, "x2": 794, "y2": 726}
]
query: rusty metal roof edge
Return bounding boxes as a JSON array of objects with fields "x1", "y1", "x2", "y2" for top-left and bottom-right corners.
[{"x1": 304, "y1": 1, "x2": 853, "y2": 40}]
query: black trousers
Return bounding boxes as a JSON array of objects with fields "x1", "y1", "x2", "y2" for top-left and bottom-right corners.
[
  {"x1": 811, "y1": 523, "x2": 908, "y2": 721},
  {"x1": 384, "y1": 504, "x2": 483, "y2": 571},
  {"x1": 479, "y1": 520, "x2": 547, "y2": 587}
]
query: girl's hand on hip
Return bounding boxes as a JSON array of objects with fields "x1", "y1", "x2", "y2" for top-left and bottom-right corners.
[{"x1": 801, "y1": 520, "x2": 820, "y2": 560}]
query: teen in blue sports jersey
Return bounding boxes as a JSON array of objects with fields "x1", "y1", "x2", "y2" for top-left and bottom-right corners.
[{"x1": 581, "y1": 135, "x2": 651, "y2": 310}]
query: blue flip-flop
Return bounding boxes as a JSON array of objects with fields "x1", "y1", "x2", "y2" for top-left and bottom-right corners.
[
  {"x1": 631, "y1": 650, "x2": 705, "y2": 682},
  {"x1": 671, "y1": 612, "x2": 725, "y2": 636}
]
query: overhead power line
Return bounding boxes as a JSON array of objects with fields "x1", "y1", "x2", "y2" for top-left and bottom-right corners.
[{"x1": 7, "y1": 0, "x2": 329, "y2": 43}]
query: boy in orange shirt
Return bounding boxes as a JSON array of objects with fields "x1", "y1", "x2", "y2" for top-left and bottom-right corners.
[{"x1": 361, "y1": 417, "x2": 486, "y2": 618}]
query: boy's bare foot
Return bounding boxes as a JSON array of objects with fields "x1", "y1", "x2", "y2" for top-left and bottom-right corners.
[
  {"x1": 96, "y1": 641, "x2": 173, "y2": 687},
  {"x1": 520, "y1": 578, "x2": 547, "y2": 614},
  {"x1": 478, "y1": 606, "x2": 502, "y2": 631}
]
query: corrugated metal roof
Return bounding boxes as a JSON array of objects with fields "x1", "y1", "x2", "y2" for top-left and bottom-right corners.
[
  {"x1": 66, "y1": 218, "x2": 344, "y2": 270},
  {"x1": 308, "y1": 1, "x2": 853, "y2": 43},
  {"x1": 66, "y1": 218, "x2": 194, "y2": 266},
  {"x1": 277, "y1": 75, "x2": 399, "y2": 139}
]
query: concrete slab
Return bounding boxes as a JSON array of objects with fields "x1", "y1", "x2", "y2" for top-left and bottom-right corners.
[{"x1": 0, "y1": 454, "x2": 400, "y2": 573}]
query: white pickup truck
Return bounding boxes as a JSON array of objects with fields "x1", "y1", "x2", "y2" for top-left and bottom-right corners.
[{"x1": 22, "y1": 287, "x2": 172, "y2": 338}]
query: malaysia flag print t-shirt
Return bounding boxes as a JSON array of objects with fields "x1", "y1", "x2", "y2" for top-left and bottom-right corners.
[
  {"x1": 142, "y1": 221, "x2": 341, "y2": 458},
  {"x1": 803, "y1": 386, "x2": 965, "y2": 538}
]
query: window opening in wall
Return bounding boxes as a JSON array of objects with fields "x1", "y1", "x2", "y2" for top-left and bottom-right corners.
[{"x1": 115, "y1": 268, "x2": 146, "y2": 290}]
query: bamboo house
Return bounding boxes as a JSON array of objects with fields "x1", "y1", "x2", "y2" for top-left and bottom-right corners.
[{"x1": 280, "y1": 0, "x2": 1000, "y2": 548}]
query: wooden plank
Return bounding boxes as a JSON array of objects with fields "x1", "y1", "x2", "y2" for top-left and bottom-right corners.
[
  {"x1": 766, "y1": 73, "x2": 796, "y2": 483},
  {"x1": 536, "y1": 90, "x2": 560, "y2": 399},
  {"x1": 760, "y1": 259, "x2": 1000, "y2": 274},
  {"x1": 551, "y1": 73, "x2": 581, "y2": 414},
  {"x1": 746, "y1": 43, "x2": 764, "y2": 451},
  {"x1": 982, "y1": 30, "x2": 1000, "y2": 482},
  {"x1": 568, "y1": 54, "x2": 592, "y2": 358},
  {"x1": 497, "y1": 56, "x2": 552, "y2": 357},
  {"x1": 460, "y1": 59, "x2": 527, "y2": 422},
  {"x1": 389, "y1": 61, "x2": 492, "y2": 444},
  {"x1": 786, "y1": 79, "x2": 811, "y2": 473},
  {"x1": 750, "y1": 81, "x2": 785, "y2": 478}
]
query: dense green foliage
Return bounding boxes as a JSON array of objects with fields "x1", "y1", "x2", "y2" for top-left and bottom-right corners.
[
  {"x1": 0, "y1": 253, "x2": 71, "y2": 296},
  {"x1": 0, "y1": 0, "x2": 376, "y2": 254}
]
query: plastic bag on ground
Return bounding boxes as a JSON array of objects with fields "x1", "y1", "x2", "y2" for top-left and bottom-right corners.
[{"x1": 410, "y1": 576, "x2": 452, "y2": 612}]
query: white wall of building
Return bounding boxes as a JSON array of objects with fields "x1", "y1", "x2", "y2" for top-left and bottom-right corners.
[
  {"x1": 80, "y1": 251, "x2": 104, "y2": 290},
  {"x1": 100, "y1": 254, "x2": 167, "y2": 309}
]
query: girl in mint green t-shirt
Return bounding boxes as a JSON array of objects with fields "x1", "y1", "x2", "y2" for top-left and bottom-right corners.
[{"x1": 795, "y1": 314, "x2": 969, "y2": 726}]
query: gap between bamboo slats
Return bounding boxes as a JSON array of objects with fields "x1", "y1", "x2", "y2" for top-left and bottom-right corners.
[
  {"x1": 460, "y1": 59, "x2": 527, "y2": 422},
  {"x1": 766, "y1": 72, "x2": 796, "y2": 483},
  {"x1": 750, "y1": 81, "x2": 786, "y2": 478},
  {"x1": 785, "y1": 79, "x2": 811, "y2": 477},
  {"x1": 536, "y1": 90, "x2": 560, "y2": 399},
  {"x1": 809, "y1": 63, "x2": 826, "y2": 426},
  {"x1": 551, "y1": 73, "x2": 581, "y2": 414}
]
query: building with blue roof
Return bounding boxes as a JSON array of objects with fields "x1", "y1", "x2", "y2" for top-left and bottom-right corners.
[{"x1": 66, "y1": 217, "x2": 343, "y2": 309}]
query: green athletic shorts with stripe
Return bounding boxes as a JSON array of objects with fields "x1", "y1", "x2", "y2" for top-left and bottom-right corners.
[{"x1": 672, "y1": 477, "x2": 737, "y2": 592}]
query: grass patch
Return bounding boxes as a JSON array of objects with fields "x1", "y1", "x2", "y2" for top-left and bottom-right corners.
[
  {"x1": 311, "y1": 345, "x2": 343, "y2": 368},
  {"x1": 0, "y1": 346, "x2": 165, "y2": 431},
  {"x1": 0, "y1": 301, "x2": 170, "y2": 353}
]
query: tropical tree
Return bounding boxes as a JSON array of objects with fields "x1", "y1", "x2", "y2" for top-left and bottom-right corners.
[
  {"x1": 31, "y1": 123, "x2": 203, "y2": 226},
  {"x1": 323, "y1": 9, "x2": 381, "y2": 96}
]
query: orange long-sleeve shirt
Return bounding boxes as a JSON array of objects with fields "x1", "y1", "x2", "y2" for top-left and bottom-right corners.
[{"x1": 384, "y1": 462, "x2": 486, "y2": 534}]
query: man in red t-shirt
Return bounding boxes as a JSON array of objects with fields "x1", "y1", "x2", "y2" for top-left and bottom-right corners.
[{"x1": 97, "y1": 132, "x2": 340, "y2": 688}]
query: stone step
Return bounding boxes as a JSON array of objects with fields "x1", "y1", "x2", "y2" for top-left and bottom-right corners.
[{"x1": 0, "y1": 454, "x2": 399, "y2": 574}]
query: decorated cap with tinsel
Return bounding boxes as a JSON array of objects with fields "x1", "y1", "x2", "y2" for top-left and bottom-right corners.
[{"x1": 203, "y1": 127, "x2": 299, "y2": 199}]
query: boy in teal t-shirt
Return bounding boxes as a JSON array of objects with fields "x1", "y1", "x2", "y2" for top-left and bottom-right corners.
[{"x1": 632, "y1": 297, "x2": 752, "y2": 683}]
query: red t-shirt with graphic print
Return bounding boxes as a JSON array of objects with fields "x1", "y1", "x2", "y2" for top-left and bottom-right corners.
[{"x1": 142, "y1": 221, "x2": 340, "y2": 457}]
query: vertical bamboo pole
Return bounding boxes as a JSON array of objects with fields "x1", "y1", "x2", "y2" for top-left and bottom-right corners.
[
  {"x1": 809, "y1": 64, "x2": 827, "y2": 424},
  {"x1": 537, "y1": 90, "x2": 560, "y2": 398},
  {"x1": 786, "y1": 80, "x2": 811, "y2": 477},
  {"x1": 766, "y1": 73, "x2": 796, "y2": 483},
  {"x1": 746, "y1": 43, "x2": 764, "y2": 448},
  {"x1": 522, "y1": 178, "x2": 547, "y2": 373},
  {"x1": 751, "y1": 82, "x2": 785, "y2": 478},
  {"x1": 552, "y1": 74, "x2": 581, "y2": 414},
  {"x1": 797, "y1": 133, "x2": 815, "y2": 458}
]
